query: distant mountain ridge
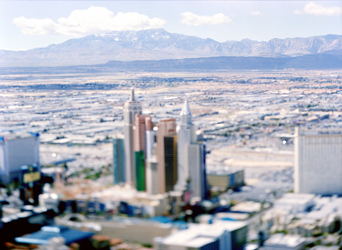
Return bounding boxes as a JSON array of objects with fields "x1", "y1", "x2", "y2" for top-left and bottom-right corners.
[
  {"x1": 1, "y1": 54, "x2": 341, "y2": 75},
  {"x1": 1, "y1": 29, "x2": 341, "y2": 67}
]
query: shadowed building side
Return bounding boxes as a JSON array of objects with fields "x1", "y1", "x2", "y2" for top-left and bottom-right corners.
[
  {"x1": 135, "y1": 151, "x2": 145, "y2": 191},
  {"x1": 113, "y1": 137, "x2": 125, "y2": 184},
  {"x1": 146, "y1": 131, "x2": 158, "y2": 195},
  {"x1": 146, "y1": 130, "x2": 157, "y2": 162},
  {"x1": 164, "y1": 135, "x2": 177, "y2": 193},
  {"x1": 157, "y1": 119, "x2": 176, "y2": 194},
  {"x1": 187, "y1": 143, "x2": 207, "y2": 200}
]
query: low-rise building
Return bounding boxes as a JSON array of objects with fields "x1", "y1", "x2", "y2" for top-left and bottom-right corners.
[
  {"x1": 261, "y1": 234, "x2": 306, "y2": 250},
  {"x1": 206, "y1": 169, "x2": 244, "y2": 191},
  {"x1": 154, "y1": 221, "x2": 248, "y2": 250},
  {"x1": 262, "y1": 194, "x2": 342, "y2": 237}
]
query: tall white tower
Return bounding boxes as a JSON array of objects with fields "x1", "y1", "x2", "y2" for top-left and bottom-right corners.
[
  {"x1": 123, "y1": 88, "x2": 142, "y2": 186},
  {"x1": 175, "y1": 97, "x2": 196, "y2": 192}
]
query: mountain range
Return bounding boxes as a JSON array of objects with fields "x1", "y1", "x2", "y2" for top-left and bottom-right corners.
[
  {"x1": 1, "y1": 53, "x2": 341, "y2": 76},
  {"x1": 1, "y1": 29, "x2": 342, "y2": 67}
]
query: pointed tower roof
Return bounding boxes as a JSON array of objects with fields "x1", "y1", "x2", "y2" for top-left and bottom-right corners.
[
  {"x1": 130, "y1": 88, "x2": 135, "y2": 101},
  {"x1": 124, "y1": 87, "x2": 141, "y2": 114},
  {"x1": 180, "y1": 96, "x2": 191, "y2": 116}
]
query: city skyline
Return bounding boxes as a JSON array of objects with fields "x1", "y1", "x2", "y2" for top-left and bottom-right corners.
[
  {"x1": 0, "y1": 2, "x2": 341, "y2": 249},
  {"x1": 1, "y1": 68, "x2": 341, "y2": 249},
  {"x1": 0, "y1": 1, "x2": 341, "y2": 51}
]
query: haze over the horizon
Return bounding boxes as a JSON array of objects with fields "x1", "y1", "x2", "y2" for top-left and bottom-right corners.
[{"x1": 1, "y1": 1, "x2": 341, "y2": 51}]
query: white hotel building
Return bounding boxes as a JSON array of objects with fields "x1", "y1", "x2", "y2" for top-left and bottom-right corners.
[{"x1": 294, "y1": 128, "x2": 342, "y2": 195}]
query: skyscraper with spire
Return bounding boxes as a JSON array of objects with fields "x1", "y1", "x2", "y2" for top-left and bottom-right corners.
[
  {"x1": 175, "y1": 97, "x2": 197, "y2": 192},
  {"x1": 123, "y1": 88, "x2": 142, "y2": 186}
]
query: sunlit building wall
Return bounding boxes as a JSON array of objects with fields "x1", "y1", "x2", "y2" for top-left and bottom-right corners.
[
  {"x1": 0, "y1": 134, "x2": 40, "y2": 184},
  {"x1": 294, "y1": 128, "x2": 342, "y2": 195}
]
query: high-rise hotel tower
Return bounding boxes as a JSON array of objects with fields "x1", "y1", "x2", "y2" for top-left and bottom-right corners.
[
  {"x1": 157, "y1": 119, "x2": 177, "y2": 194},
  {"x1": 175, "y1": 97, "x2": 197, "y2": 192},
  {"x1": 294, "y1": 128, "x2": 342, "y2": 195},
  {"x1": 123, "y1": 89, "x2": 142, "y2": 186}
]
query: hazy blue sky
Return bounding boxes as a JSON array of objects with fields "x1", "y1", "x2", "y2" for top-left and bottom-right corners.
[{"x1": 1, "y1": 1, "x2": 341, "y2": 50}]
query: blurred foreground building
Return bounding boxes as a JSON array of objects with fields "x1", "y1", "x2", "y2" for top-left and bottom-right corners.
[
  {"x1": 262, "y1": 193, "x2": 342, "y2": 237},
  {"x1": 0, "y1": 133, "x2": 40, "y2": 184},
  {"x1": 207, "y1": 170, "x2": 245, "y2": 191},
  {"x1": 294, "y1": 128, "x2": 342, "y2": 195},
  {"x1": 154, "y1": 221, "x2": 248, "y2": 250}
]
